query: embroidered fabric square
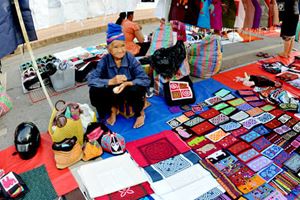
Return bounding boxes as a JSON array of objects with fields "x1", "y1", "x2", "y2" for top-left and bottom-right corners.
[
  {"x1": 273, "y1": 150, "x2": 291, "y2": 167},
  {"x1": 264, "y1": 190, "x2": 287, "y2": 200},
  {"x1": 167, "y1": 118, "x2": 181, "y2": 128},
  {"x1": 169, "y1": 106, "x2": 182, "y2": 113},
  {"x1": 282, "y1": 131, "x2": 297, "y2": 141},
  {"x1": 214, "y1": 88, "x2": 231, "y2": 98},
  {"x1": 191, "y1": 121, "x2": 215, "y2": 136},
  {"x1": 192, "y1": 105, "x2": 203, "y2": 113},
  {"x1": 228, "y1": 141, "x2": 251, "y2": 155},
  {"x1": 208, "y1": 114, "x2": 230, "y2": 126},
  {"x1": 231, "y1": 127, "x2": 249, "y2": 137},
  {"x1": 238, "y1": 148, "x2": 260, "y2": 163},
  {"x1": 221, "y1": 93, "x2": 236, "y2": 101},
  {"x1": 269, "y1": 109, "x2": 285, "y2": 117},
  {"x1": 293, "y1": 122, "x2": 300, "y2": 133},
  {"x1": 180, "y1": 104, "x2": 191, "y2": 111},
  {"x1": 214, "y1": 155, "x2": 238, "y2": 171},
  {"x1": 213, "y1": 102, "x2": 229, "y2": 111},
  {"x1": 230, "y1": 111, "x2": 250, "y2": 122},
  {"x1": 205, "y1": 96, "x2": 223, "y2": 106},
  {"x1": 283, "y1": 153, "x2": 300, "y2": 173},
  {"x1": 261, "y1": 144, "x2": 283, "y2": 159},
  {"x1": 292, "y1": 139, "x2": 300, "y2": 148},
  {"x1": 183, "y1": 110, "x2": 196, "y2": 118},
  {"x1": 144, "y1": 151, "x2": 200, "y2": 182},
  {"x1": 240, "y1": 131, "x2": 261, "y2": 143},
  {"x1": 236, "y1": 103, "x2": 254, "y2": 111},
  {"x1": 175, "y1": 115, "x2": 190, "y2": 123},
  {"x1": 251, "y1": 137, "x2": 272, "y2": 152},
  {"x1": 169, "y1": 81, "x2": 193, "y2": 101},
  {"x1": 194, "y1": 142, "x2": 221, "y2": 158},
  {"x1": 265, "y1": 119, "x2": 282, "y2": 129},
  {"x1": 194, "y1": 187, "x2": 223, "y2": 200},
  {"x1": 228, "y1": 98, "x2": 246, "y2": 107},
  {"x1": 126, "y1": 130, "x2": 190, "y2": 167},
  {"x1": 229, "y1": 166, "x2": 256, "y2": 187},
  {"x1": 247, "y1": 156, "x2": 272, "y2": 172},
  {"x1": 237, "y1": 175, "x2": 265, "y2": 194},
  {"x1": 186, "y1": 136, "x2": 208, "y2": 149},
  {"x1": 246, "y1": 107, "x2": 264, "y2": 117},
  {"x1": 274, "y1": 125, "x2": 291, "y2": 135},
  {"x1": 205, "y1": 129, "x2": 230, "y2": 143},
  {"x1": 220, "y1": 106, "x2": 236, "y2": 116},
  {"x1": 240, "y1": 117, "x2": 260, "y2": 130},
  {"x1": 173, "y1": 125, "x2": 194, "y2": 140},
  {"x1": 248, "y1": 100, "x2": 267, "y2": 107},
  {"x1": 218, "y1": 135, "x2": 239, "y2": 148},
  {"x1": 252, "y1": 125, "x2": 270, "y2": 136},
  {"x1": 221, "y1": 160, "x2": 244, "y2": 177},
  {"x1": 258, "y1": 163, "x2": 282, "y2": 182},
  {"x1": 255, "y1": 112, "x2": 275, "y2": 124},
  {"x1": 243, "y1": 96, "x2": 260, "y2": 102},
  {"x1": 183, "y1": 116, "x2": 205, "y2": 127},
  {"x1": 278, "y1": 114, "x2": 292, "y2": 124},
  {"x1": 261, "y1": 104, "x2": 276, "y2": 112},
  {"x1": 207, "y1": 150, "x2": 231, "y2": 164},
  {"x1": 266, "y1": 133, "x2": 282, "y2": 144},
  {"x1": 219, "y1": 121, "x2": 242, "y2": 132},
  {"x1": 243, "y1": 183, "x2": 276, "y2": 200},
  {"x1": 285, "y1": 118, "x2": 298, "y2": 127},
  {"x1": 237, "y1": 90, "x2": 256, "y2": 96},
  {"x1": 199, "y1": 108, "x2": 220, "y2": 119}
]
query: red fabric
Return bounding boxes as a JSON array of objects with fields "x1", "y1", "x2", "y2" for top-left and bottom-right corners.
[
  {"x1": 95, "y1": 182, "x2": 154, "y2": 200},
  {"x1": 191, "y1": 121, "x2": 216, "y2": 136},
  {"x1": 265, "y1": 119, "x2": 282, "y2": 129},
  {"x1": 126, "y1": 130, "x2": 190, "y2": 167},
  {"x1": 199, "y1": 108, "x2": 220, "y2": 119},
  {"x1": 231, "y1": 127, "x2": 249, "y2": 137},
  {"x1": 213, "y1": 53, "x2": 300, "y2": 97},
  {"x1": 228, "y1": 141, "x2": 251, "y2": 155},
  {"x1": 0, "y1": 133, "x2": 78, "y2": 196},
  {"x1": 269, "y1": 109, "x2": 285, "y2": 117},
  {"x1": 218, "y1": 135, "x2": 240, "y2": 148}
]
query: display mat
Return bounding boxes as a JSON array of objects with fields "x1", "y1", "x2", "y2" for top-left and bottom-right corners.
[{"x1": 28, "y1": 82, "x2": 87, "y2": 104}]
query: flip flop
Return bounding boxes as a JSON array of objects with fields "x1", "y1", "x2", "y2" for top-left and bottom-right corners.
[
  {"x1": 263, "y1": 53, "x2": 272, "y2": 58},
  {"x1": 133, "y1": 115, "x2": 145, "y2": 129},
  {"x1": 256, "y1": 52, "x2": 264, "y2": 57}
]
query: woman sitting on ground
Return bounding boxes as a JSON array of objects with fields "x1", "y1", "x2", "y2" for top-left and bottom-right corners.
[
  {"x1": 116, "y1": 11, "x2": 151, "y2": 57},
  {"x1": 88, "y1": 23, "x2": 151, "y2": 128}
]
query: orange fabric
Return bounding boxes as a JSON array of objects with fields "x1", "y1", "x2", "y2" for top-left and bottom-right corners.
[
  {"x1": 213, "y1": 52, "x2": 300, "y2": 97},
  {"x1": 0, "y1": 133, "x2": 78, "y2": 196},
  {"x1": 122, "y1": 19, "x2": 141, "y2": 55},
  {"x1": 239, "y1": 32, "x2": 263, "y2": 42}
]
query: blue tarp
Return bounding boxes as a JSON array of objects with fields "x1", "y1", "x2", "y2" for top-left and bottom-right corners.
[{"x1": 102, "y1": 78, "x2": 235, "y2": 158}]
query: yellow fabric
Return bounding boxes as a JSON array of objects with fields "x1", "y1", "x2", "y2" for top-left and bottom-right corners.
[
  {"x1": 82, "y1": 141, "x2": 103, "y2": 161},
  {"x1": 48, "y1": 109, "x2": 97, "y2": 145}
]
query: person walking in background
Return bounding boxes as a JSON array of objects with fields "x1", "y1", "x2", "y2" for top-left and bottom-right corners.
[
  {"x1": 118, "y1": 11, "x2": 151, "y2": 56},
  {"x1": 278, "y1": 0, "x2": 299, "y2": 58}
]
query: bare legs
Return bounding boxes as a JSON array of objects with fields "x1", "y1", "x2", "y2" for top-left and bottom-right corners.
[
  {"x1": 278, "y1": 38, "x2": 295, "y2": 58},
  {"x1": 106, "y1": 106, "x2": 118, "y2": 125}
]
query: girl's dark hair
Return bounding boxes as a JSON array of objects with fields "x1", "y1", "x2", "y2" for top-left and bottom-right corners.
[
  {"x1": 127, "y1": 11, "x2": 134, "y2": 18},
  {"x1": 116, "y1": 12, "x2": 126, "y2": 25}
]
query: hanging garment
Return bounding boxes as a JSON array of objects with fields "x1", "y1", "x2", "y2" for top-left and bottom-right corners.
[
  {"x1": 169, "y1": 0, "x2": 200, "y2": 26},
  {"x1": 0, "y1": 0, "x2": 37, "y2": 59},
  {"x1": 234, "y1": 0, "x2": 246, "y2": 28},
  {"x1": 242, "y1": 0, "x2": 255, "y2": 28},
  {"x1": 222, "y1": 0, "x2": 237, "y2": 28},
  {"x1": 197, "y1": 0, "x2": 212, "y2": 29},
  {"x1": 259, "y1": 0, "x2": 269, "y2": 28},
  {"x1": 252, "y1": 0, "x2": 262, "y2": 28},
  {"x1": 210, "y1": 0, "x2": 223, "y2": 31}
]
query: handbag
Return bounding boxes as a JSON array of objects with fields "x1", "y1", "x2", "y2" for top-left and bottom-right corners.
[
  {"x1": 188, "y1": 35, "x2": 222, "y2": 79},
  {"x1": 101, "y1": 132, "x2": 126, "y2": 155},
  {"x1": 0, "y1": 172, "x2": 28, "y2": 199},
  {"x1": 163, "y1": 76, "x2": 196, "y2": 106}
]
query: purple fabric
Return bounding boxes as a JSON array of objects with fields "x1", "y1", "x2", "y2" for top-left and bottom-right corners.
[
  {"x1": 210, "y1": 0, "x2": 223, "y2": 31},
  {"x1": 251, "y1": 0, "x2": 262, "y2": 28}
]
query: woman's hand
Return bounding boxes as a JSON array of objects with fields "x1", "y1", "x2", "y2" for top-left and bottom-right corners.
[
  {"x1": 113, "y1": 81, "x2": 133, "y2": 94},
  {"x1": 109, "y1": 75, "x2": 127, "y2": 85}
]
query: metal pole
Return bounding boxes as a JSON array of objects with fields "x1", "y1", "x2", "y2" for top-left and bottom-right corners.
[{"x1": 13, "y1": 0, "x2": 54, "y2": 110}]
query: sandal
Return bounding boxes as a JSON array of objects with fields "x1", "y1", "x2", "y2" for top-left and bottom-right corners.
[{"x1": 256, "y1": 52, "x2": 264, "y2": 57}]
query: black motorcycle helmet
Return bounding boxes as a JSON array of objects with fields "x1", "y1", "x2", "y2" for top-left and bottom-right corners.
[{"x1": 14, "y1": 122, "x2": 41, "y2": 160}]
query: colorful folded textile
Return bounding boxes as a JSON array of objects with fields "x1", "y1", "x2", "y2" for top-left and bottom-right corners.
[
  {"x1": 95, "y1": 182, "x2": 154, "y2": 200},
  {"x1": 205, "y1": 129, "x2": 230, "y2": 143},
  {"x1": 261, "y1": 144, "x2": 283, "y2": 159},
  {"x1": 243, "y1": 183, "x2": 276, "y2": 200},
  {"x1": 126, "y1": 130, "x2": 190, "y2": 167},
  {"x1": 247, "y1": 156, "x2": 272, "y2": 172},
  {"x1": 143, "y1": 151, "x2": 200, "y2": 182},
  {"x1": 251, "y1": 137, "x2": 272, "y2": 152},
  {"x1": 258, "y1": 163, "x2": 283, "y2": 182}
]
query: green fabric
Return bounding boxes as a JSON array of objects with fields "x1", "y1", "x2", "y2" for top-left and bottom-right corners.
[
  {"x1": 295, "y1": 22, "x2": 300, "y2": 42},
  {"x1": 20, "y1": 165, "x2": 57, "y2": 200}
]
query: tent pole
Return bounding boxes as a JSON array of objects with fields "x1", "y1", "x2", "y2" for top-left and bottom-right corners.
[{"x1": 13, "y1": 0, "x2": 54, "y2": 110}]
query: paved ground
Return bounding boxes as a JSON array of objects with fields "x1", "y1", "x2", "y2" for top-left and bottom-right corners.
[{"x1": 1, "y1": 21, "x2": 299, "y2": 151}]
